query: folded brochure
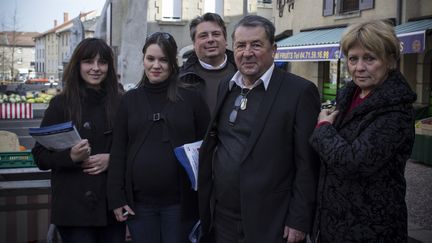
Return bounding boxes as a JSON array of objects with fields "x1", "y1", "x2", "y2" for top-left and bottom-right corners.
[
  {"x1": 174, "y1": 140, "x2": 202, "y2": 191},
  {"x1": 28, "y1": 121, "x2": 81, "y2": 151}
]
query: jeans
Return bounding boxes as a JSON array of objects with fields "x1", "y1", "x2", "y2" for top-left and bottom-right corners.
[
  {"x1": 127, "y1": 203, "x2": 192, "y2": 243},
  {"x1": 57, "y1": 221, "x2": 125, "y2": 243}
]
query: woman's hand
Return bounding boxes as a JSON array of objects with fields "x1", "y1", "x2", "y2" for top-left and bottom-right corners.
[
  {"x1": 70, "y1": 139, "x2": 91, "y2": 162},
  {"x1": 318, "y1": 109, "x2": 339, "y2": 124},
  {"x1": 113, "y1": 205, "x2": 135, "y2": 222},
  {"x1": 82, "y1": 153, "x2": 109, "y2": 175},
  {"x1": 283, "y1": 226, "x2": 305, "y2": 243}
]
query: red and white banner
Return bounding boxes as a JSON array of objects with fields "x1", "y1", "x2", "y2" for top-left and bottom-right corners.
[{"x1": 0, "y1": 103, "x2": 33, "y2": 119}]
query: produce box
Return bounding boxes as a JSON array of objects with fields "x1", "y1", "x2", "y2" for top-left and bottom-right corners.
[
  {"x1": 0, "y1": 151, "x2": 36, "y2": 169},
  {"x1": 415, "y1": 117, "x2": 432, "y2": 136},
  {"x1": 0, "y1": 103, "x2": 33, "y2": 119}
]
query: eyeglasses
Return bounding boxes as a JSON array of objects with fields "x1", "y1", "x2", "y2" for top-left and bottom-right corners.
[
  {"x1": 228, "y1": 94, "x2": 243, "y2": 126},
  {"x1": 321, "y1": 100, "x2": 336, "y2": 110},
  {"x1": 146, "y1": 32, "x2": 172, "y2": 41}
]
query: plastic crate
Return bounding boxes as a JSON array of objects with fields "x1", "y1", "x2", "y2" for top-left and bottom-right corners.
[
  {"x1": 0, "y1": 151, "x2": 36, "y2": 169},
  {"x1": 416, "y1": 117, "x2": 432, "y2": 136},
  {"x1": 411, "y1": 134, "x2": 432, "y2": 166}
]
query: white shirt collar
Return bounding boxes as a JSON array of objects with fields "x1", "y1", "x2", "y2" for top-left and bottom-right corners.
[
  {"x1": 198, "y1": 54, "x2": 228, "y2": 70},
  {"x1": 229, "y1": 64, "x2": 274, "y2": 91}
]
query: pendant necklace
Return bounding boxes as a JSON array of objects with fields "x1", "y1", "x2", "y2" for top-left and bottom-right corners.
[{"x1": 240, "y1": 88, "x2": 253, "y2": 110}]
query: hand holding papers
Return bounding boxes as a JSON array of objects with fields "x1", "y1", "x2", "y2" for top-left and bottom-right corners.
[
  {"x1": 29, "y1": 121, "x2": 81, "y2": 151},
  {"x1": 174, "y1": 140, "x2": 202, "y2": 191}
]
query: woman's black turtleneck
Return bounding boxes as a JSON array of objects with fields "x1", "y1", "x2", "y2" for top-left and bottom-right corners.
[{"x1": 132, "y1": 79, "x2": 180, "y2": 205}]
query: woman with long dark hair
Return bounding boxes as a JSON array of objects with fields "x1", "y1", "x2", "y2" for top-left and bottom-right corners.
[
  {"x1": 32, "y1": 38, "x2": 125, "y2": 243},
  {"x1": 107, "y1": 32, "x2": 210, "y2": 243}
]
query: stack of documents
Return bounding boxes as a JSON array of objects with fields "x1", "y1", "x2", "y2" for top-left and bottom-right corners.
[
  {"x1": 174, "y1": 140, "x2": 202, "y2": 191},
  {"x1": 29, "y1": 121, "x2": 81, "y2": 151}
]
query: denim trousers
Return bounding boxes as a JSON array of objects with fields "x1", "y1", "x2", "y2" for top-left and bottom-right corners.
[
  {"x1": 57, "y1": 221, "x2": 125, "y2": 243},
  {"x1": 127, "y1": 203, "x2": 192, "y2": 243}
]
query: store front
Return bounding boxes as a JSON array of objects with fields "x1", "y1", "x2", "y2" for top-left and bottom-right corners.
[
  {"x1": 275, "y1": 19, "x2": 432, "y2": 112},
  {"x1": 275, "y1": 27, "x2": 346, "y2": 102},
  {"x1": 396, "y1": 19, "x2": 432, "y2": 116}
]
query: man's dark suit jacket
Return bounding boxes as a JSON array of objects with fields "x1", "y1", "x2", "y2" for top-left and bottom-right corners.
[{"x1": 198, "y1": 67, "x2": 321, "y2": 243}]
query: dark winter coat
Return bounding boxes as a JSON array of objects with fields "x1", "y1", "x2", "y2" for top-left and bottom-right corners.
[
  {"x1": 32, "y1": 89, "x2": 119, "y2": 226},
  {"x1": 179, "y1": 50, "x2": 237, "y2": 112},
  {"x1": 309, "y1": 70, "x2": 417, "y2": 242},
  {"x1": 107, "y1": 86, "x2": 210, "y2": 222},
  {"x1": 179, "y1": 50, "x2": 236, "y2": 85},
  {"x1": 199, "y1": 68, "x2": 320, "y2": 242}
]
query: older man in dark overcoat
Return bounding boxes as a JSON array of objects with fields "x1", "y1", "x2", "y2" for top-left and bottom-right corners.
[{"x1": 198, "y1": 15, "x2": 320, "y2": 243}]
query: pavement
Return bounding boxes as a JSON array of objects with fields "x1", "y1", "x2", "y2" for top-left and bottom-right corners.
[{"x1": 406, "y1": 159, "x2": 432, "y2": 243}]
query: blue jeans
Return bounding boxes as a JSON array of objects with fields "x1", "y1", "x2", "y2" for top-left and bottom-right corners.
[
  {"x1": 127, "y1": 203, "x2": 191, "y2": 243},
  {"x1": 57, "y1": 221, "x2": 125, "y2": 243}
]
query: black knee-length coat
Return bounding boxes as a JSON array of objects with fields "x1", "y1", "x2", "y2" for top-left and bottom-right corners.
[{"x1": 309, "y1": 70, "x2": 417, "y2": 242}]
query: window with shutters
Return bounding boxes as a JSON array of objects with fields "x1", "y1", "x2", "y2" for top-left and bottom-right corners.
[
  {"x1": 323, "y1": 0, "x2": 374, "y2": 17},
  {"x1": 162, "y1": 0, "x2": 182, "y2": 21}
]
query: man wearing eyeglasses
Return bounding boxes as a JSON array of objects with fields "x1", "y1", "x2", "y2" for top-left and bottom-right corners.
[
  {"x1": 198, "y1": 15, "x2": 320, "y2": 243},
  {"x1": 180, "y1": 12, "x2": 237, "y2": 113}
]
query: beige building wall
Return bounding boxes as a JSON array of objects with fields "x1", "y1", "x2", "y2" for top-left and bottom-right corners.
[
  {"x1": 45, "y1": 33, "x2": 59, "y2": 79},
  {"x1": 14, "y1": 47, "x2": 35, "y2": 71},
  {"x1": 404, "y1": 0, "x2": 432, "y2": 21},
  {"x1": 274, "y1": 0, "x2": 396, "y2": 33}
]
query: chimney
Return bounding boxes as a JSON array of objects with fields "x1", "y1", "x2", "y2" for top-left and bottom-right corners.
[
  {"x1": 54, "y1": 20, "x2": 57, "y2": 27},
  {"x1": 64, "y1": 12, "x2": 69, "y2": 23}
]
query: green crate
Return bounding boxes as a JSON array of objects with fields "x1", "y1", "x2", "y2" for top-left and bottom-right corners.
[
  {"x1": 0, "y1": 151, "x2": 36, "y2": 169},
  {"x1": 323, "y1": 88, "x2": 337, "y2": 95},
  {"x1": 411, "y1": 134, "x2": 432, "y2": 166},
  {"x1": 322, "y1": 94, "x2": 336, "y2": 102}
]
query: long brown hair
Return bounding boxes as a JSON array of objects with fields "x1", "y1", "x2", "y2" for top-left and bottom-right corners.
[{"x1": 61, "y1": 38, "x2": 120, "y2": 128}]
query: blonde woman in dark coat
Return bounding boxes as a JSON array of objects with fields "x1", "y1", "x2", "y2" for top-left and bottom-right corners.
[{"x1": 310, "y1": 20, "x2": 416, "y2": 242}]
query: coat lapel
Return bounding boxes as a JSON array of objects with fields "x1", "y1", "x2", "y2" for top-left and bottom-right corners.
[
  {"x1": 240, "y1": 69, "x2": 283, "y2": 163},
  {"x1": 201, "y1": 79, "x2": 230, "y2": 150}
]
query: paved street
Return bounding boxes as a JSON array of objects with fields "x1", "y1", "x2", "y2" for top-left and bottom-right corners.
[{"x1": 406, "y1": 159, "x2": 432, "y2": 243}]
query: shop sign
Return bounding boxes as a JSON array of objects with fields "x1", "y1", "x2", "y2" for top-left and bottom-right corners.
[
  {"x1": 275, "y1": 44, "x2": 341, "y2": 62},
  {"x1": 397, "y1": 31, "x2": 425, "y2": 54}
]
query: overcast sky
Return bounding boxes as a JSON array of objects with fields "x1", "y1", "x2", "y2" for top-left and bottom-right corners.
[{"x1": 0, "y1": 0, "x2": 106, "y2": 33}]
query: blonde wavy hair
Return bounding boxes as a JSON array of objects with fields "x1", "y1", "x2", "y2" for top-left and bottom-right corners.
[{"x1": 341, "y1": 20, "x2": 400, "y2": 70}]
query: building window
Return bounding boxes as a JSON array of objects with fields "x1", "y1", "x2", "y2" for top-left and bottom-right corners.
[
  {"x1": 340, "y1": 0, "x2": 358, "y2": 13},
  {"x1": 204, "y1": 0, "x2": 223, "y2": 15},
  {"x1": 17, "y1": 48, "x2": 22, "y2": 54},
  {"x1": 162, "y1": 0, "x2": 182, "y2": 21},
  {"x1": 323, "y1": 0, "x2": 374, "y2": 16}
]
